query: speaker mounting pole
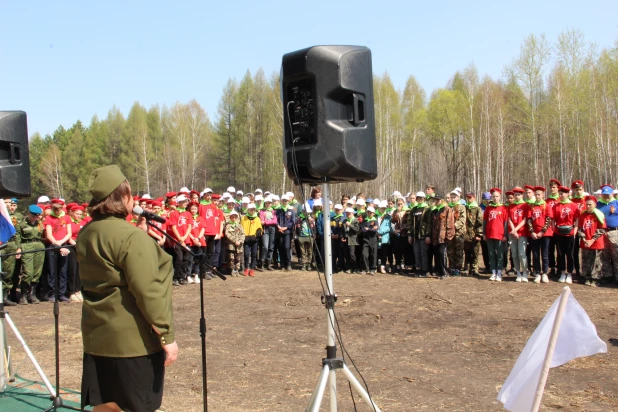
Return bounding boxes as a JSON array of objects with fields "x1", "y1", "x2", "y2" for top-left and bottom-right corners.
[{"x1": 305, "y1": 182, "x2": 381, "y2": 412}]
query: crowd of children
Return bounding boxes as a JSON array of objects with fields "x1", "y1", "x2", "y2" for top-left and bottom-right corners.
[{"x1": 2, "y1": 178, "x2": 618, "y2": 305}]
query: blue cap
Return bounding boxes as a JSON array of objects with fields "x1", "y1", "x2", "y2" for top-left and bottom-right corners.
[
  {"x1": 28, "y1": 205, "x2": 43, "y2": 215},
  {"x1": 601, "y1": 186, "x2": 613, "y2": 195},
  {"x1": 10, "y1": 198, "x2": 18, "y2": 203},
  {"x1": 482, "y1": 192, "x2": 492, "y2": 200}
]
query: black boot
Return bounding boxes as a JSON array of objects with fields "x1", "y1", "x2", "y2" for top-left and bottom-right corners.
[
  {"x1": 19, "y1": 282, "x2": 29, "y2": 305},
  {"x1": 28, "y1": 283, "x2": 40, "y2": 304},
  {"x1": 3, "y1": 289, "x2": 16, "y2": 306},
  {"x1": 265, "y1": 260, "x2": 274, "y2": 271}
]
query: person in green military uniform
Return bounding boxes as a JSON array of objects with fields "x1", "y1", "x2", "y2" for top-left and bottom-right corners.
[
  {"x1": 15, "y1": 205, "x2": 46, "y2": 304},
  {"x1": 2, "y1": 199, "x2": 22, "y2": 305},
  {"x1": 447, "y1": 189, "x2": 467, "y2": 276},
  {"x1": 463, "y1": 192, "x2": 484, "y2": 276},
  {"x1": 76, "y1": 165, "x2": 178, "y2": 412}
]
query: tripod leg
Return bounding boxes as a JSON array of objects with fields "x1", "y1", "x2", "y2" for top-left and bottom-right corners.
[
  {"x1": 306, "y1": 364, "x2": 330, "y2": 412},
  {"x1": 341, "y1": 363, "x2": 381, "y2": 412},
  {"x1": 3, "y1": 314, "x2": 56, "y2": 397},
  {"x1": 329, "y1": 368, "x2": 337, "y2": 412}
]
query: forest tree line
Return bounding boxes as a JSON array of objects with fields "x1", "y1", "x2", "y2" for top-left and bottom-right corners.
[{"x1": 26, "y1": 29, "x2": 618, "y2": 204}]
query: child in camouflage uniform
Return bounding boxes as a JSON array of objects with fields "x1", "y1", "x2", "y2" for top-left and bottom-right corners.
[{"x1": 224, "y1": 211, "x2": 245, "y2": 276}]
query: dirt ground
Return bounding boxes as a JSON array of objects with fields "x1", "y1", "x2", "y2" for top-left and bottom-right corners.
[{"x1": 5, "y1": 270, "x2": 618, "y2": 411}]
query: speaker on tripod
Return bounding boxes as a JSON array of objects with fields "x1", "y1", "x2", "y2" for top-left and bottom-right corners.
[{"x1": 281, "y1": 45, "x2": 377, "y2": 184}]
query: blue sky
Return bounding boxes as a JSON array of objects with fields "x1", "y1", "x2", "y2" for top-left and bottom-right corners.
[{"x1": 1, "y1": 1, "x2": 616, "y2": 137}]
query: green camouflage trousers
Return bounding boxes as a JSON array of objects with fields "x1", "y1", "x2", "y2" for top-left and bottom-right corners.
[
  {"x1": 582, "y1": 249, "x2": 603, "y2": 280},
  {"x1": 1, "y1": 241, "x2": 19, "y2": 289},
  {"x1": 464, "y1": 240, "x2": 481, "y2": 272},
  {"x1": 20, "y1": 241, "x2": 45, "y2": 285},
  {"x1": 447, "y1": 236, "x2": 464, "y2": 270},
  {"x1": 227, "y1": 246, "x2": 243, "y2": 271},
  {"x1": 601, "y1": 231, "x2": 618, "y2": 279}
]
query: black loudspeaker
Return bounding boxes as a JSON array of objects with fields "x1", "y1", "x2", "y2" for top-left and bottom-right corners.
[
  {"x1": 0, "y1": 111, "x2": 31, "y2": 197},
  {"x1": 281, "y1": 45, "x2": 377, "y2": 184}
]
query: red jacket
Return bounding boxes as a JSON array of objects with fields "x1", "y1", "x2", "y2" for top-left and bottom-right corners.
[
  {"x1": 577, "y1": 211, "x2": 606, "y2": 250},
  {"x1": 553, "y1": 201, "x2": 578, "y2": 236},
  {"x1": 508, "y1": 203, "x2": 529, "y2": 237},
  {"x1": 483, "y1": 204, "x2": 507, "y2": 240}
]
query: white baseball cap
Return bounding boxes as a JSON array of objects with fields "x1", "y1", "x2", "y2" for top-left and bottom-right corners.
[
  {"x1": 230, "y1": 210, "x2": 239, "y2": 216},
  {"x1": 255, "y1": 194, "x2": 263, "y2": 201},
  {"x1": 393, "y1": 191, "x2": 402, "y2": 197},
  {"x1": 226, "y1": 197, "x2": 235, "y2": 204},
  {"x1": 237, "y1": 190, "x2": 244, "y2": 195},
  {"x1": 346, "y1": 199, "x2": 354, "y2": 205},
  {"x1": 286, "y1": 191, "x2": 295, "y2": 198},
  {"x1": 356, "y1": 199, "x2": 365, "y2": 206},
  {"x1": 415, "y1": 191, "x2": 426, "y2": 198},
  {"x1": 176, "y1": 194, "x2": 188, "y2": 202},
  {"x1": 373, "y1": 198, "x2": 380, "y2": 205},
  {"x1": 141, "y1": 194, "x2": 152, "y2": 200},
  {"x1": 281, "y1": 194, "x2": 290, "y2": 201},
  {"x1": 313, "y1": 199, "x2": 322, "y2": 207},
  {"x1": 179, "y1": 187, "x2": 190, "y2": 193},
  {"x1": 334, "y1": 203, "x2": 343, "y2": 210},
  {"x1": 379, "y1": 200, "x2": 388, "y2": 208},
  {"x1": 264, "y1": 195, "x2": 273, "y2": 203},
  {"x1": 272, "y1": 194, "x2": 280, "y2": 201},
  {"x1": 222, "y1": 192, "x2": 230, "y2": 198},
  {"x1": 345, "y1": 207, "x2": 355, "y2": 214},
  {"x1": 247, "y1": 203, "x2": 256, "y2": 209},
  {"x1": 37, "y1": 196, "x2": 50, "y2": 203},
  {"x1": 255, "y1": 188, "x2": 263, "y2": 194},
  {"x1": 203, "y1": 188, "x2": 213, "y2": 194},
  {"x1": 227, "y1": 186, "x2": 236, "y2": 193},
  {"x1": 367, "y1": 206, "x2": 376, "y2": 213},
  {"x1": 241, "y1": 197, "x2": 250, "y2": 204}
]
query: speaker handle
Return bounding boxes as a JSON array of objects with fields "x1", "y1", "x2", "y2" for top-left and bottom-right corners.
[
  {"x1": 352, "y1": 94, "x2": 365, "y2": 127},
  {"x1": 10, "y1": 142, "x2": 22, "y2": 164}
]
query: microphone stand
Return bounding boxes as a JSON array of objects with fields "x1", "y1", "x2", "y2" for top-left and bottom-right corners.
[
  {"x1": 1, "y1": 244, "x2": 80, "y2": 411},
  {"x1": 146, "y1": 220, "x2": 225, "y2": 412}
]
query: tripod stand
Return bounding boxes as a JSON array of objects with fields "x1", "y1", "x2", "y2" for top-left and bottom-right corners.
[
  {"x1": 0, "y1": 244, "x2": 78, "y2": 411},
  {"x1": 147, "y1": 220, "x2": 226, "y2": 412},
  {"x1": 305, "y1": 183, "x2": 381, "y2": 412}
]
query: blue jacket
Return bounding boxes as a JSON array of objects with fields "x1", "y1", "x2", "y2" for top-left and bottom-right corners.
[
  {"x1": 276, "y1": 207, "x2": 295, "y2": 234},
  {"x1": 597, "y1": 200, "x2": 618, "y2": 228},
  {"x1": 377, "y1": 214, "x2": 392, "y2": 246},
  {"x1": 315, "y1": 212, "x2": 324, "y2": 236}
]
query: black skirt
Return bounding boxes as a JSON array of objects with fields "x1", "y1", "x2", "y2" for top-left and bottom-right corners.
[{"x1": 81, "y1": 351, "x2": 165, "y2": 412}]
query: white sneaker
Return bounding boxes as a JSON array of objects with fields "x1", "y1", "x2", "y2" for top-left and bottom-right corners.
[
  {"x1": 187, "y1": 276, "x2": 195, "y2": 284},
  {"x1": 380, "y1": 265, "x2": 386, "y2": 274},
  {"x1": 489, "y1": 274, "x2": 496, "y2": 281},
  {"x1": 515, "y1": 275, "x2": 522, "y2": 282},
  {"x1": 521, "y1": 273, "x2": 529, "y2": 283},
  {"x1": 541, "y1": 274, "x2": 549, "y2": 283},
  {"x1": 566, "y1": 274, "x2": 572, "y2": 284},
  {"x1": 194, "y1": 275, "x2": 200, "y2": 284},
  {"x1": 558, "y1": 273, "x2": 566, "y2": 283},
  {"x1": 533, "y1": 275, "x2": 541, "y2": 284},
  {"x1": 496, "y1": 274, "x2": 502, "y2": 282}
]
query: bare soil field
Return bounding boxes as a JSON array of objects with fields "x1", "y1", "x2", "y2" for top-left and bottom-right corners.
[{"x1": 5, "y1": 270, "x2": 618, "y2": 411}]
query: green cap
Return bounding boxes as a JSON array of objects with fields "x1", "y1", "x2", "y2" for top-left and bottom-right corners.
[{"x1": 88, "y1": 165, "x2": 127, "y2": 201}]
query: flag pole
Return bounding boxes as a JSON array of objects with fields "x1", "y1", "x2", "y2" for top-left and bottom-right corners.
[{"x1": 531, "y1": 286, "x2": 571, "y2": 412}]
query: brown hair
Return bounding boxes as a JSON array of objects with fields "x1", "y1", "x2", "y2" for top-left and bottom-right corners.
[
  {"x1": 89, "y1": 180, "x2": 132, "y2": 218},
  {"x1": 310, "y1": 187, "x2": 322, "y2": 199}
]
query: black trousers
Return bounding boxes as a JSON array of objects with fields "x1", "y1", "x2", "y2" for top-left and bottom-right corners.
[
  {"x1": 244, "y1": 240, "x2": 259, "y2": 269},
  {"x1": 433, "y1": 243, "x2": 448, "y2": 276},
  {"x1": 392, "y1": 236, "x2": 405, "y2": 266},
  {"x1": 556, "y1": 235, "x2": 575, "y2": 273},
  {"x1": 379, "y1": 243, "x2": 393, "y2": 267},
  {"x1": 548, "y1": 235, "x2": 558, "y2": 269},
  {"x1": 362, "y1": 236, "x2": 378, "y2": 271},
  {"x1": 344, "y1": 244, "x2": 357, "y2": 271},
  {"x1": 189, "y1": 245, "x2": 205, "y2": 274},
  {"x1": 67, "y1": 247, "x2": 81, "y2": 295},
  {"x1": 481, "y1": 240, "x2": 490, "y2": 272},
  {"x1": 201, "y1": 235, "x2": 216, "y2": 274},
  {"x1": 530, "y1": 236, "x2": 550, "y2": 274},
  {"x1": 277, "y1": 232, "x2": 291, "y2": 267},
  {"x1": 47, "y1": 248, "x2": 68, "y2": 298},
  {"x1": 173, "y1": 244, "x2": 191, "y2": 280},
  {"x1": 332, "y1": 238, "x2": 343, "y2": 270}
]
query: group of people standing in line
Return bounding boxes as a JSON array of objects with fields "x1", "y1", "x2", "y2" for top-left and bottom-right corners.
[{"x1": 2, "y1": 178, "x2": 618, "y2": 307}]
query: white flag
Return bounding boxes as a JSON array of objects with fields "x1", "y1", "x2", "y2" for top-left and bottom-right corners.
[{"x1": 497, "y1": 290, "x2": 607, "y2": 412}]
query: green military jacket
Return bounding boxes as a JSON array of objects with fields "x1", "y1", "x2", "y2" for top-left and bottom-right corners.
[
  {"x1": 8, "y1": 211, "x2": 23, "y2": 243},
  {"x1": 16, "y1": 215, "x2": 44, "y2": 246},
  {"x1": 464, "y1": 204, "x2": 484, "y2": 242},
  {"x1": 76, "y1": 215, "x2": 174, "y2": 357},
  {"x1": 449, "y1": 203, "x2": 467, "y2": 238}
]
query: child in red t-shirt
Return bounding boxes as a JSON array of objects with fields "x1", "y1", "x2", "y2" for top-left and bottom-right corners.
[
  {"x1": 43, "y1": 199, "x2": 72, "y2": 301},
  {"x1": 483, "y1": 188, "x2": 508, "y2": 281},
  {"x1": 507, "y1": 187, "x2": 530, "y2": 282},
  {"x1": 553, "y1": 186, "x2": 579, "y2": 283},
  {"x1": 577, "y1": 196, "x2": 606, "y2": 286},
  {"x1": 527, "y1": 187, "x2": 553, "y2": 283}
]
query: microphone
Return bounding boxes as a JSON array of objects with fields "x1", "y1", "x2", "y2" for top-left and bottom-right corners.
[{"x1": 133, "y1": 205, "x2": 166, "y2": 224}]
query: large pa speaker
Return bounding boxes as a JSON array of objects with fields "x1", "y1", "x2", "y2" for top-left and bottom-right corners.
[
  {"x1": 281, "y1": 45, "x2": 377, "y2": 184},
  {"x1": 0, "y1": 111, "x2": 31, "y2": 197}
]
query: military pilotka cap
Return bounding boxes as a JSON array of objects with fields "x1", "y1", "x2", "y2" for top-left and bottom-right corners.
[{"x1": 88, "y1": 165, "x2": 127, "y2": 201}]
